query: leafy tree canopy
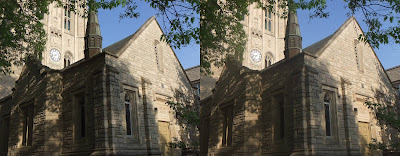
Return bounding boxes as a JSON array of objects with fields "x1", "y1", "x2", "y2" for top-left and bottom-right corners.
[
  {"x1": 200, "y1": 0, "x2": 400, "y2": 74},
  {"x1": 0, "y1": 0, "x2": 199, "y2": 74}
]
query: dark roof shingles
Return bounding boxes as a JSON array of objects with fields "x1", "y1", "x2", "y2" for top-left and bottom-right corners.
[{"x1": 185, "y1": 65, "x2": 200, "y2": 82}]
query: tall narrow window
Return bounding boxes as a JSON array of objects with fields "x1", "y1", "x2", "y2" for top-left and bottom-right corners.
[
  {"x1": 222, "y1": 105, "x2": 233, "y2": 146},
  {"x1": 124, "y1": 90, "x2": 138, "y2": 138},
  {"x1": 125, "y1": 94, "x2": 132, "y2": 135},
  {"x1": 91, "y1": 37, "x2": 95, "y2": 46},
  {"x1": 265, "y1": 10, "x2": 272, "y2": 32},
  {"x1": 354, "y1": 39, "x2": 364, "y2": 72},
  {"x1": 154, "y1": 40, "x2": 164, "y2": 72},
  {"x1": 280, "y1": 100, "x2": 284, "y2": 138},
  {"x1": 74, "y1": 93, "x2": 86, "y2": 140},
  {"x1": 324, "y1": 93, "x2": 332, "y2": 136},
  {"x1": 22, "y1": 104, "x2": 34, "y2": 146},
  {"x1": 155, "y1": 45, "x2": 159, "y2": 69},
  {"x1": 271, "y1": 93, "x2": 286, "y2": 142},
  {"x1": 80, "y1": 99, "x2": 85, "y2": 138},
  {"x1": 64, "y1": 7, "x2": 71, "y2": 30},
  {"x1": 274, "y1": 94, "x2": 285, "y2": 139}
]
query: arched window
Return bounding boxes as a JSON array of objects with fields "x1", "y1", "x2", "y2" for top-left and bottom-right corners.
[
  {"x1": 265, "y1": 52, "x2": 275, "y2": 68},
  {"x1": 64, "y1": 52, "x2": 73, "y2": 68},
  {"x1": 125, "y1": 94, "x2": 132, "y2": 135},
  {"x1": 324, "y1": 92, "x2": 332, "y2": 136},
  {"x1": 124, "y1": 90, "x2": 138, "y2": 137}
]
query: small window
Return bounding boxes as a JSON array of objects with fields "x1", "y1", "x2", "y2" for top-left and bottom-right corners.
[
  {"x1": 64, "y1": 52, "x2": 73, "y2": 68},
  {"x1": 222, "y1": 105, "x2": 233, "y2": 146},
  {"x1": 265, "y1": 52, "x2": 274, "y2": 68},
  {"x1": 68, "y1": 20, "x2": 70, "y2": 30},
  {"x1": 22, "y1": 104, "x2": 34, "y2": 146}
]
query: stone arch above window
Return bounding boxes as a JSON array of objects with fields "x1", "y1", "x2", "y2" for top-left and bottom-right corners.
[
  {"x1": 64, "y1": 52, "x2": 73, "y2": 68},
  {"x1": 322, "y1": 90, "x2": 339, "y2": 138},
  {"x1": 265, "y1": 52, "x2": 275, "y2": 68}
]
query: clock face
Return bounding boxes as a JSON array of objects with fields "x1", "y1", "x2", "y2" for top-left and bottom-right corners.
[
  {"x1": 250, "y1": 49, "x2": 262, "y2": 62},
  {"x1": 50, "y1": 48, "x2": 61, "y2": 62}
]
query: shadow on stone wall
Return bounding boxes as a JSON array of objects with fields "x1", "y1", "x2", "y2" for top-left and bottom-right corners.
[{"x1": 200, "y1": 54, "x2": 397, "y2": 155}]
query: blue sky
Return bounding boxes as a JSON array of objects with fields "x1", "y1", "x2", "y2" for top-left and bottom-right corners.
[
  {"x1": 97, "y1": 1, "x2": 399, "y2": 70},
  {"x1": 297, "y1": 0, "x2": 399, "y2": 69},
  {"x1": 97, "y1": 1, "x2": 200, "y2": 69}
]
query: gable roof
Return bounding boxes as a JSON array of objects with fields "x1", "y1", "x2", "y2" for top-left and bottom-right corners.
[
  {"x1": 103, "y1": 16, "x2": 194, "y2": 87},
  {"x1": 103, "y1": 16, "x2": 157, "y2": 56},
  {"x1": 386, "y1": 65, "x2": 400, "y2": 83},
  {"x1": 303, "y1": 17, "x2": 355, "y2": 56},
  {"x1": 185, "y1": 65, "x2": 200, "y2": 82},
  {"x1": 304, "y1": 16, "x2": 396, "y2": 89}
]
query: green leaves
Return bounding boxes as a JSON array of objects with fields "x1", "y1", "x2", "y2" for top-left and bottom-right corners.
[
  {"x1": 364, "y1": 100, "x2": 400, "y2": 151},
  {"x1": 165, "y1": 101, "x2": 200, "y2": 151},
  {"x1": 0, "y1": 0, "x2": 48, "y2": 74}
]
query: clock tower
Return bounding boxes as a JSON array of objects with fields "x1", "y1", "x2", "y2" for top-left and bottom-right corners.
[
  {"x1": 241, "y1": 2, "x2": 287, "y2": 70},
  {"x1": 41, "y1": 1, "x2": 87, "y2": 69}
]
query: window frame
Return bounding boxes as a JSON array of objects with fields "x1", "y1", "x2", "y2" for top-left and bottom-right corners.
[
  {"x1": 272, "y1": 93, "x2": 285, "y2": 141},
  {"x1": 354, "y1": 39, "x2": 364, "y2": 72},
  {"x1": 264, "y1": 9, "x2": 273, "y2": 32},
  {"x1": 324, "y1": 93, "x2": 332, "y2": 136},
  {"x1": 122, "y1": 85, "x2": 140, "y2": 140},
  {"x1": 71, "y1": 90, "x2": 87, "y2": 143},
  {"x1": 21, "y1": 104, "x2": 34, "y2": 147},
  {"x1": 321, "y1": 87, "x2": 339, "y2": 139},
  {"x1": 64, "y1": 7, "x2": 71, "y2": 31},
  {"x1": 154, "y1": 40, "x2": 164, "y2": 72},
  {"x1": 220, "y1": 102, "x2": 234, "y2": 147}
]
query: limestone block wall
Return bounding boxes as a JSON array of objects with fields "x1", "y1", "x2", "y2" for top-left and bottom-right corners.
[
  {"x1": 258, "y1": 54, "x2": 305, "y2": 155},
  {"x1": 205, "y1": 59, "x2": 247, "y2": 155},
  {"x1": 60, "y1": 54, "x2": 106, "y2": 155},
  {"x1": 303, "y1": 18, "x2": 398, "y2": 155},
  {"x1": 105, "y1": 17, "x2": 196, "y2": 149},
  {"x1": 5, "y1": 58, "x2": 63, "y2": 156},
  {"x1": 0, "y1": 96, "x2": 12, "y2": 155}
]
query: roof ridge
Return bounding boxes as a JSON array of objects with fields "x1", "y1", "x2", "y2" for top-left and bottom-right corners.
[
  {"x1": 386, "y1": 64, "x2": 400, "y2": 71},
  {"x1": 303, "y1": 16, "x2": 355, "y2": 57},
  {"x1": 185, "y1": 65, "x2": 200, "y2": 71},
  {"x1": 103, "y1": 16, "x2": 156, "y2": 56}
]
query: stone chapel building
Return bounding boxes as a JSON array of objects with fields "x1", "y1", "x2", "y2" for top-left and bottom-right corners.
[
  {"x1": 0, "y1": 8, "x2": 197, "y2": 156},
  {"x1": 200, "y1": 10, "x2": 399, "y2": 156}
]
